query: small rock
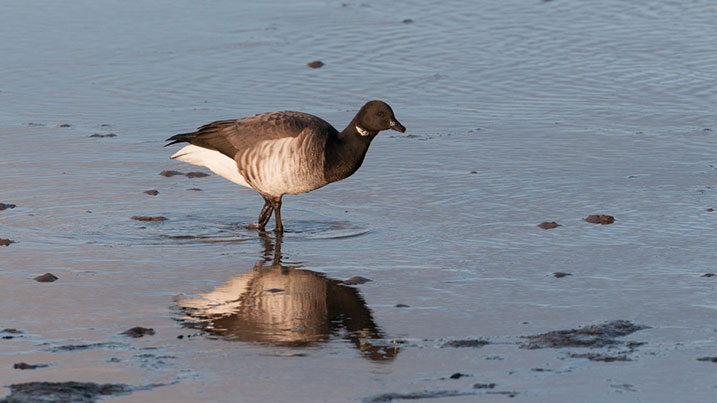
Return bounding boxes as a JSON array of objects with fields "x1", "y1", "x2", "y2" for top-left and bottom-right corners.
[
  {"x1": 469, "y1": 170, "x2": 477, "y2": 174},
  {"x1": 0, "y1": 238, "x2": 13, "y2": 246},
  {"x1": 58, "y1": 124, "x2": 72, "y2": 128},
  {"x1": 702, "y1": 273, "x2": 716, "y2": 278},
  {"x1": 160, "y1": 170, "x2": 184, "y2": 177},
  {"x1": 131, "y1": 216, "x2": 167, "y2": 221},
  {"x1": 120, "y1": 327, "x2": 155, "y2": 338},
  {"x1": 34, "y1": 273, "x2": 58, "y2": 283},
  {"x1": 449, "y1": 373, "x2": 467, "y2": 379},
  {"x1": 143, "y1": 190, "x2": 159, "y2": 196},
  {"x1": 538, "y1": 221, "x2": 560, "y2": 229},
  {"x1": 707, "y1": 208, "x2": 714, "y2": 212},
  {"x1": 402, "y1": 18, "x2": 414, "y2": 23},
  {"x1": 0, "y1": 203, "x2": 16, "y2": 210},
  {"x1": 185, "y1": 171, "x2": 209, "y2": 178},
  {"x1": 343, "y1": 276, "x2": 372, "y2": 285},
  {"x1": 395, "y1": 304, "x2": 410, "y2": 308},
  {"x1": 697, "y1": 357, "x2": 717, "y2": 363},
  {"x1": 584, "y1": 214, "x2": 615, "y2": 224},
  {"x1": 307, "y1": 60, "x2": 324, "y2": 69},
  {"x1": 89, "y1": 133, "x2": 117, "y2": 138},
  {"x1": 187, "y1": 188, "x2": 202, "y2": 191},
  {"x1": 553, "y1": 272, "x2": 572, "y2": 278},
  {"x1": 14, "y1": 362, "x2": 49, "y2": 370}
]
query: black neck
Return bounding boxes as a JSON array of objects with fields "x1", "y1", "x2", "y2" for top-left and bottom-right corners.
[{"x1": 323, "y1": 121, "x2": 375, "y2": 183}]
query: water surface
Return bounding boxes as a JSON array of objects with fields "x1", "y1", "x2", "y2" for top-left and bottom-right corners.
[{"x1": 2, "y1": 0, "x2": 717, "y2": 401}]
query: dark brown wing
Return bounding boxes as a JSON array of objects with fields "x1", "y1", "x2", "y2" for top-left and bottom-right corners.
[{"x1": 166, "y1": 111, "x2": 337, "y2": 158}]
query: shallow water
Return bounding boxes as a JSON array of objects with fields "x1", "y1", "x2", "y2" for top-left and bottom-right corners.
[{"x1": 2, "y1": 0, "x2": 717, "y2": 401}]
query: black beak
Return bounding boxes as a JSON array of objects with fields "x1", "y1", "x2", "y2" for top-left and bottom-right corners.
[{"x1": 389, "y1": 118, "x2": 406, "y2": 133}]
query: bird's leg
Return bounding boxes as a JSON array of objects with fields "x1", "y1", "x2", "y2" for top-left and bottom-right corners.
[
  {"x1": 257, "y1": 198, "x2": 274, "y2": 230},
  {"x1": 272, "y1": 197, "x2": 283, "y2": 234}
]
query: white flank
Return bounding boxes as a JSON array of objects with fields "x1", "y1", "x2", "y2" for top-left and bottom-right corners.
[
  {"x1": 356, "y1": 125, "x2": 369, "y2": 136},
  {"x1": 171, "y1": 144, "x2": 250, "y2": 188}
]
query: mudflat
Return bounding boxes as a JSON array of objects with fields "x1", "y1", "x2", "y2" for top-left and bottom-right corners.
[{"x1": 2, "y1": 0, "x2": 717, "y2": 401}]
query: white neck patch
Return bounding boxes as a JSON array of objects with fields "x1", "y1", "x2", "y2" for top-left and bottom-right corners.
[{"x1": 356, "y1": 125, "x2": 370, "y2": 136}]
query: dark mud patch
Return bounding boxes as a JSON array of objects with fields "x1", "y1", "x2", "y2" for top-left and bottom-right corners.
[
  {"x1": 88, "y1": 133, "x2": 117, "y2": 138},
  {"x1": 13, "y1": 362, "x2": 49, "y2": 370},
  {"x1": 1, "y1": 329, "x2": 22, "y2": 340},
  {"x1": 553, "y1": 272, "x2": 572, "y2": 278},
  {"x1": 569, "y1": 352, "x2": 632, "y2": 362},
  {"x1": 696, "y1": 357, "x2": 717, "y2": 363},
  {"x1": 0, "y1": 239, "x2": 14, "y2": 246},
  {"x1": 520, "y1": 320, "x2": 648, "y2": 349},
  {"x1": 159, "y1": 170, "x2": 208, "y2": 178},
  {"x1": 49, "y1": 342, "x2": 126, "y2": 352},
  {"x1": 120, "y1": 327, "x2": 155, "y2": 338},
  {"x1": 143, "y1": 190, "x2": 159, "y2": 196},
  {"x1": 364, "y1": 390, "x2": 476, "y2": 402},
  {"x1": 34, "y1": 273, "x2": 58, "y2": 283},
  {"x1": 538, "y1": 221, "x2": 560, "y2": 229},
  {"x1": 160, "y1": 170, "x2": 185, "y2": 177},
  {"x1": 473, "y1": 383, "x2": 496, "y2": 389},
  {"x1": 307, "y1": 60, "x2": 324, "y2": 68},
  {"x1": 0, "y1": 203, "x2": 16, "y2": 210},
  {"x1": 0, "y1": 381, "x2": 150, "y2": 403},
  {"x1": 486, "y1": 391, "x2": 519, "y2": 397},
  {"x1": 442, "y1": 339, "x2": 490, "y2": 348},
  {"x1": 584, "y1": 214, "x2": 615, "y2": 224},
  {"x1": 610, "y1": 383, "x2": 636, "y2": 393},
  {"x1": 131, "y1": 216, "x2": 167, "y2": 222},
  {"x1": 343, "y1": 276, "x2": 372, "y2": 285},
  {"x1": 185, "y1": 171, "x2": 209, "y2": 178}
]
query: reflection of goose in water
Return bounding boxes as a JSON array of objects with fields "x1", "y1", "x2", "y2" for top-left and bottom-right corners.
[{"x1": 176, "y1": 235, "x2": 399, "y2": 361}]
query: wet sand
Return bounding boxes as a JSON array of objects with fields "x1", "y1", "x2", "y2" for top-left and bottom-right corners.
[{"x1": 2, "y1": 0, "x2": 717, "y2": 401}]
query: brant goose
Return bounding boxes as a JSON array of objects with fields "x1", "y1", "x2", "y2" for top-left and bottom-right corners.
[{"x1": 166, "y1": 100, "x2": 405, "y2": 233}]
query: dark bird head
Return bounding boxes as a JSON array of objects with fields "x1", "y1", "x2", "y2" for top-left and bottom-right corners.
[{"x1": 354, "y1": 100, "x2": 406, "y2": 136}]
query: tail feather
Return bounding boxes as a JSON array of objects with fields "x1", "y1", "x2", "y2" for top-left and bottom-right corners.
[{"x1": 164, "y1": 132, "x2": 195, "y2": 147}]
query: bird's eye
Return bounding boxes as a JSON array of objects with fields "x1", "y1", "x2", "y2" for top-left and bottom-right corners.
[{"x1": 377, "y1": 111, "x2": 384, "y2": 117}]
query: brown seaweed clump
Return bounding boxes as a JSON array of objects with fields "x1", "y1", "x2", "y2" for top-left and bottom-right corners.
[
  {"x1": 584, "y1": 214, "x2": 615, "y2": 224},
  {"x1": 538, "y1": 221, "x2": 560, "y2": 229}
]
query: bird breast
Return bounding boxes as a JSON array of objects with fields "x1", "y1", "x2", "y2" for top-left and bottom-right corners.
[{"x1": 236, "y1": 135, "x2": 328, "y2": 197}]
